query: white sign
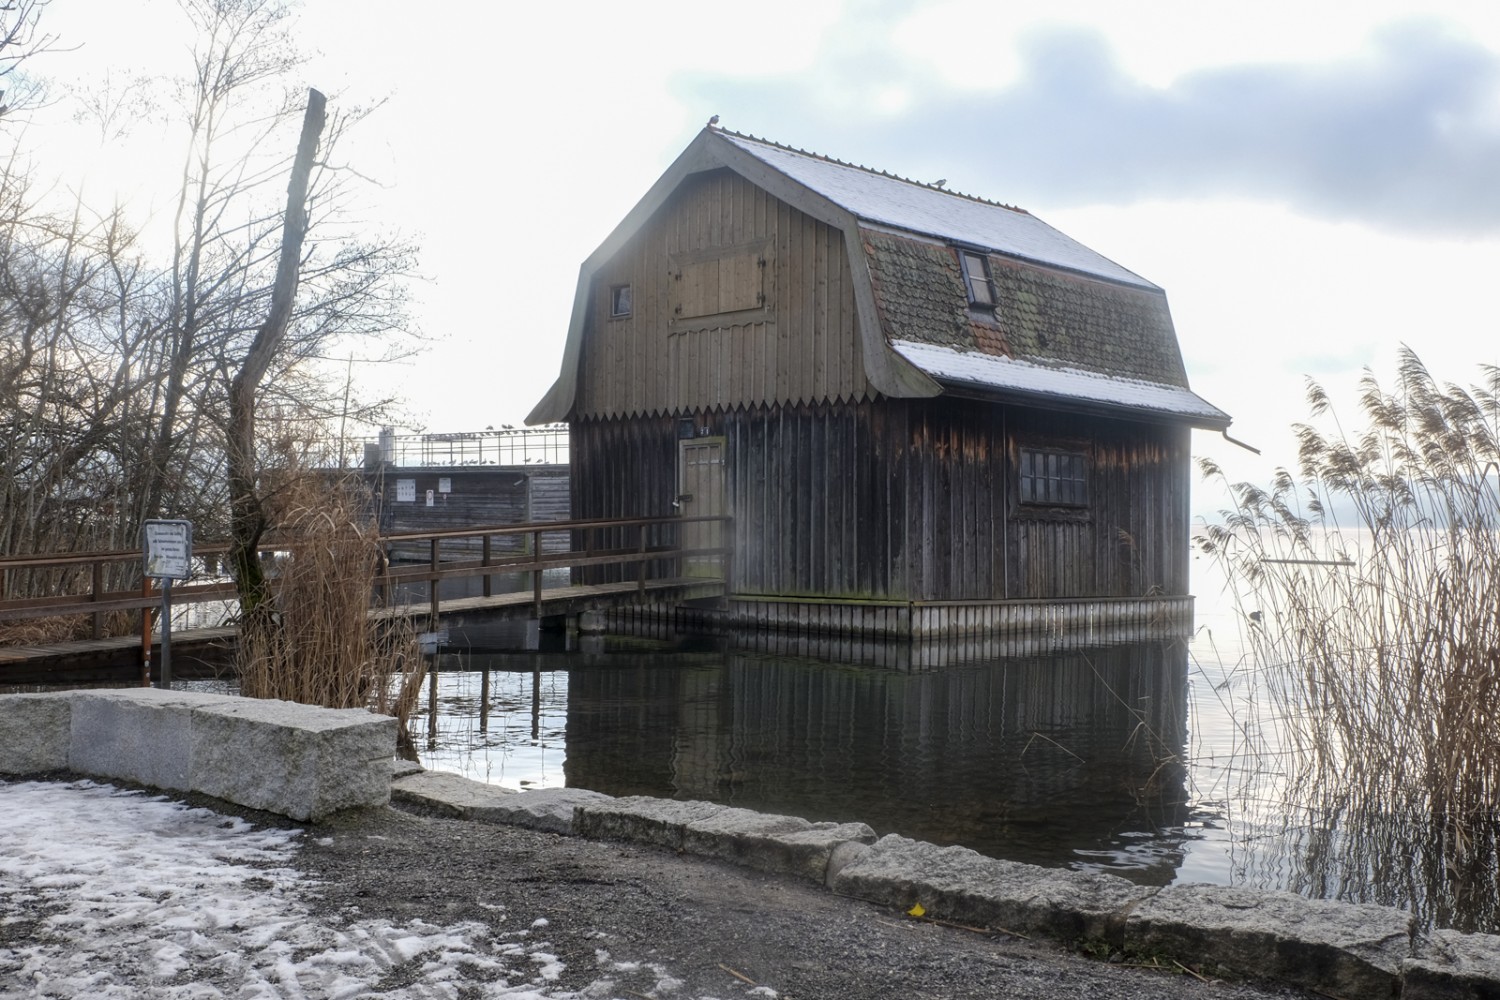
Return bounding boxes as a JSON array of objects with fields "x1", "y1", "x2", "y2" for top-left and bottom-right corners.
[
  {"x1": 143, "y1": 519, "x2": 193, "y2": 580},
  {"x1": 425, "y1": 489, "x2": 435, "y2": 507},
  {"x1": 438, "y1": 477, "x2": 452, "y2": 494},
  {"x1": 395, "y1": 479, "x2": 416, "y2": 502}
]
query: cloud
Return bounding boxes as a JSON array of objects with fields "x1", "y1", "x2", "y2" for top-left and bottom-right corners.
[{"x1": 685, "y1": 17, "x2": 1500, "y2": 236}]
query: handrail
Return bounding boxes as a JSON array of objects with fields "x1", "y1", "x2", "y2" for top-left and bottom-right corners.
[{"x1": 0, "y1": 515, "x2": 733, "y2": 633}]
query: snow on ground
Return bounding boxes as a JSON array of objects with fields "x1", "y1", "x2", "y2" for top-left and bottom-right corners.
[{"x1": 0, "y1": 779, "x2": 750, "y2": 999}]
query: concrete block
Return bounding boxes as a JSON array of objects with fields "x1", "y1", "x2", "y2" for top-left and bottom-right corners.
[
  {"x1": 825, "y1": 840, "x2": 873, "y2": 886},
  {"x1": 0, "y1": 693, "x2": 73, "y2": 774},
  {"x1": 1124, "y1": 883, "x2": 1413, "y2": 998},
  {"x1": 190, "y1": 697, "x2": 396, "y2": 821},
  {"x1": 574, "y1": 796, "x2": 727, "y2": 849},
  {"x1": 490, "y1": 787, "x2": 612, "y2": 835},
  {"x1": 392, "y1": 769, "x2": 519, "y2": 818},
  {"x1": 680, "y1": 807, "x2": 877, "y2": 882},
  {"x1": 69, "y1": 689, "x2": 235, "y2": 792},
  {"x1": 1403, "y1": 929, "x2": 1500, "y2": 999},
  {"x1": 829, "y1": 834, "x2": 1154, "y2": 943}
]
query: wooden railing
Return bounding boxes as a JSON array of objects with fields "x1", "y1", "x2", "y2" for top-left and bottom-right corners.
[{"x1": 0, "y1": 514, "x2": 732, "y2": 638}]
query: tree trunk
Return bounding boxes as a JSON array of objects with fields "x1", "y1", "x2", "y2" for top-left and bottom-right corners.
[{"x1": 227, "y1": 88, "x2": 326, "y2": 624}]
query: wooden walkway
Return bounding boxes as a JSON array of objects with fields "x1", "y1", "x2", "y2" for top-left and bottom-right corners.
[{"x1": 0, "y1": 515, "x2": 729, "y2": 684}]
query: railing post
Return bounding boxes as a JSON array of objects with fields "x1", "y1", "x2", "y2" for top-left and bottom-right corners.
[
  {"x1": 531, "y1": 528, "x2": 543, "y2": 618},
  {"x1": 91, "y1": 560, "x2": 104, "y2": 639},
  {"x1": 139, "y1": 575, "x2": 153, "y2": 687},
  {"x1": 481, "y1": 534, "x2": 493, "y2": 598},
  {"x1": 429, "y1": 536, "x2": 440, "y2": 625},
  {"x1": 722, "y1": 515, "x2": 733, "y2": 596},
  {"x1": 637, "y1": 523, "x2": 647, "y2": 597}
]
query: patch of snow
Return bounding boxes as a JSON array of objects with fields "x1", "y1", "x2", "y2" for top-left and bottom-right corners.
[
  {"x1": 719, "y1": 132, "x2": 1156, "y2": 289},
  {"x1": 0, "y1": 779, "x2": 724, "y2": 1000},
  {"x1": 891, "y1": 340, "x2": 1231, "y2": 426}
]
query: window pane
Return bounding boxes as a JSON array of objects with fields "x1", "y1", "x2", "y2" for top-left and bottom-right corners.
[{"x1": 1019, "y1": 448, "x2": 1088, "y2": 506}]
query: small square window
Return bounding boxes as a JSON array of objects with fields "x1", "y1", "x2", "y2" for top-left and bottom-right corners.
[
  {"x1": 609, "y1": 284, "x2": 633, "y2": 318},
  {"x1": 958, "y1": 250, "x2": 996, "y2": 309},
  {"x1": 1019, "y1": 448, "x2": 1088, "y2": 506}
]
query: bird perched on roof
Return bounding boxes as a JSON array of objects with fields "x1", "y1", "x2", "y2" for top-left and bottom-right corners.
[
  {"x1": 932, "y1": 179, "x2": 947, "y2": 188},
  {"x1": 707, "y1": 114, "x2": 720, "y2": 127}
]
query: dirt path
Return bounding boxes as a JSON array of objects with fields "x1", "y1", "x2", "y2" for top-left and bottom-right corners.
[{"x1": 299, "y1": 805, "x2": 1314, "y2": 1000}]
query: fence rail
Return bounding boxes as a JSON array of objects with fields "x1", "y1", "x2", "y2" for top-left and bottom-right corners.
[
  {"x1": 370, "y1": 425, "x2": 569, "y2": 468},
  {"x1": 0, "y1": 514, "x2": 732, "y2": 645}
]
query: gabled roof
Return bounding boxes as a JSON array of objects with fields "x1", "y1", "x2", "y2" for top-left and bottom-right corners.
[
  {"x1": 529, "y1": 127, "x2": 1229, "y2": 430},
  {"x1": 715, "y1": 132, "x2": 1157, "y2": 290}
]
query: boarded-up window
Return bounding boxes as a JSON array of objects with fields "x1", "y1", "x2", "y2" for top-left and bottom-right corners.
[
  {"x1": 673, "y1": 249, "x2": 765, "y2": 320},
  {"x1": 1019, "y1": 448, "x2": 1087, "y2": 506}
]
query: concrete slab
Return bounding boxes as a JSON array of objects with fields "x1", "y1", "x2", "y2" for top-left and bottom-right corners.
[
  {"x1": 1124, "y1": 883, "x2": 1414, "y2": 998},
  {"x1": 829, "y1": 834, "x2": 1155, "y2": 943},
  {"x1": 1403, "y1": 929, "x2": 1500, "y2": 999},
  {"x1": 0, "y1": 693, "x2": 73, "y2": 774}
]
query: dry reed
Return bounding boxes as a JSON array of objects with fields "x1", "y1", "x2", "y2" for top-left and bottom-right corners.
[
  {"x1": 235, "y1": 475, "x2": 426, "y2": 749},
  {"x1": 1197, "y1": 348, "x2": 1500, "y2": 931}
]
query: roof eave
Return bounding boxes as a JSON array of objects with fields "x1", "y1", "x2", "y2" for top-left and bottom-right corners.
[{"x1": 935, "y1": 376, "x2": 1233, "y2": 431}]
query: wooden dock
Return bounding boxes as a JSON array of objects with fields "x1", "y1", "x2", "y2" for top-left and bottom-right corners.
[{"x1": 0, "y1": 515, "x2": 729, "y2": 685}]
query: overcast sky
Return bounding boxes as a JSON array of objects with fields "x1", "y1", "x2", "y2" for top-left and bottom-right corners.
[{"x1": 33, "y1": 0, "x2": 1500, "y2": 515}]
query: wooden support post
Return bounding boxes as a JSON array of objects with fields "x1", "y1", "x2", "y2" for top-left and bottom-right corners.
[
  {"x1": 91, "y1": 560, "x2": 104, "y2": 639},
  {"x1": 481, "y1": 535, "x2": 492, "y2": 598},
  {"x1": 637, "y1": 524, "x2": 647, "y2": 598},
  {"x1": 429, "y1": 537, "x2": 440, "y2": 625},
  {"x1": 139, "y1": 576, "x2": 153, "y2": 687},
  {"x1": 531, "y1": 529, "x2": 543, "y2": 618},
  {"x1": 722, "y1": 516, "x2": 734, "y2": 600}
]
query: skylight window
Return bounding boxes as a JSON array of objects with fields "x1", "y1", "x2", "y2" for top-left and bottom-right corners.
[{"x1": 958, "y1": 250, "x2": 996, "y2": 310}]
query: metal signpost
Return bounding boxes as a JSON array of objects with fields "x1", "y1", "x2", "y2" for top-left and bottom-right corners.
[{"x1": 143, "y1": 519, "x2": 193, "y2": 689}]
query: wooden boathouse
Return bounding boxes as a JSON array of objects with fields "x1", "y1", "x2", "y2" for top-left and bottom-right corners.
[{"x1": 527, "y1": 127, "x2": 1231, "y2": 639}]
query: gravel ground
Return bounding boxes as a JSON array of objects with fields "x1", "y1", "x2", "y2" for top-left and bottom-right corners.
[{"x1": 296, "y1": 803, "x2": 1317, "y2": 1000}]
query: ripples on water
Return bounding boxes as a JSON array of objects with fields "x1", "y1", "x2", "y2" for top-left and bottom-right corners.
[{"x1": 411, "y1": 626, "x2": 1247, "y2": 890}]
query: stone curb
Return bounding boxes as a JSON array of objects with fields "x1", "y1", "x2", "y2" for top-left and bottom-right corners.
[{"x1": 391, "y1": 767, "x2": 1500, "y2": 1000}]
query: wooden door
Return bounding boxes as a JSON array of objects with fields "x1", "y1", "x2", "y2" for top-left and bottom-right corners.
[{"x1": 678, "y1": 437, "x2": 726, "y2": 578}]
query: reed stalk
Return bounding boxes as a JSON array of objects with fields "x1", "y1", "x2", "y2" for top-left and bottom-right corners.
[
  {"x1": 1198, "y1": 348, "x2": 1500, "y2": 930},
  {"x1": 234, "y1": 474, "x2": 426, "y2": 750}
]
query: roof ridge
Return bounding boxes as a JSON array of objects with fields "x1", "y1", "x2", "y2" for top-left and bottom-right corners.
[{"x1": 710, "y1": 126, "x2": 1031, "y2": 217}]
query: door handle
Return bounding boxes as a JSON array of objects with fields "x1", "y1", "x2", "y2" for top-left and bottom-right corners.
[{"x1": 672, "y1": 493, "x2": 693, "y2": 509}]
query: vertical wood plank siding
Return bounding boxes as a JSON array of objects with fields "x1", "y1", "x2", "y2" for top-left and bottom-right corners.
[
  {"x1": 570, "y1": 399, "x2": 1191, "y2": 602},
  {"x1": 573, "y1": 169, "x2": 871, "y2": 419}
]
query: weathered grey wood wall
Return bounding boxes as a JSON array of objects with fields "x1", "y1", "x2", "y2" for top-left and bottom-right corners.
[
  {"x1": 569, "y1": 399, "x2": 1191, "y2": 602},
  {"x1": 575, "y1": 168, "x2": 872, "y2": 419}
]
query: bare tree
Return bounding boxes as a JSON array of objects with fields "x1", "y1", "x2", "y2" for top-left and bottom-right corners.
[
  {"x1": 227, "y1": 86, "x2": 324, "y2": 622},
  {"x1": 0, "y1": 0, "x2": 416, "y2": 619}
]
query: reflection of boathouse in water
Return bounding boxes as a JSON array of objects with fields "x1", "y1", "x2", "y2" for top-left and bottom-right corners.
[
  {"x1": 529, "y1": 127, "x2": 1232, "y2": 639},
  {"x1": 560, "y1": 637, "x2": 1192, "y2": 884}
]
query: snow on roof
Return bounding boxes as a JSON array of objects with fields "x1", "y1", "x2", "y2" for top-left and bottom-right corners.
[
  {"x1": 718, "y1": 131, "x2": 1157, "y2": 290},
  {"x1": 893, "y1": 340, "x2": 1231, "y2": 426}
]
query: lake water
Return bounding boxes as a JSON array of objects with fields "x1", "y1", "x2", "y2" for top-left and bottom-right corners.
[{"x1": 408, "y1": 554, "x2": 1298, "y2": 895}]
